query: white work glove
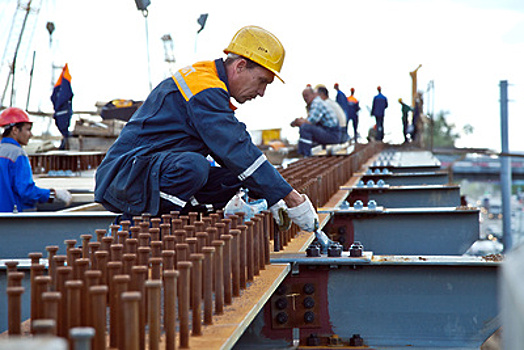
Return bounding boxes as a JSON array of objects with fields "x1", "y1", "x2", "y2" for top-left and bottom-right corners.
[
  {"x1": 270, "y1": 199, "x2": 292, "y2": 231},
  {"x1": 269, "y1": 200, "x2": 287, "y2": 226},
  {"x1": 286, "y1": 194, "x2": 318, "y2": 232},
  {"x1": 54, "y1": 189, "x2": 73, "y2": 206}
]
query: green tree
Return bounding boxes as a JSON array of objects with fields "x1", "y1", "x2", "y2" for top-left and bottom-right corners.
[{"x1": 425, "y1": 111, "x2": 473, "y2": 148}]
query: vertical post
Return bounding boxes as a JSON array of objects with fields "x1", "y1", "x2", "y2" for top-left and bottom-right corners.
[
  {"x1": 211, "y1": 240, "x2": 224, "y2": 315},
  {"x1": 69, "y1": 327, "x2": 95, "y2": 350},
  {"x1": 202, "y1": 246, "x2": 215, "y2": 325},
  {"x1": 89, "y1": 285, "x2": 108, "y2": 350},
  {"x1": 177, "y1": 261, "x2": 191, "y2": 349},
  {"x1": 122, "y1": 292, "x2": 141, "y2": 350},
  {"x1": 146, "y1": 280, "x2": 162, "y2": 350},
  {"x1": 500, "y1": 80, "x2": 513, "y2": 252},
  {"x1": 7, "y1": 287, "x2": 24, "y2": 335},
  {"x1": 189, "y1": 253, "x2": 204, "y2": 336},
  {"x1": 163, "y1": 270, "x2": 178, "y2": 350}
]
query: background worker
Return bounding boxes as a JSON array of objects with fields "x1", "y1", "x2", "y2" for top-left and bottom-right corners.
[
  {"x1": 334, "y1": 83, "x2": 350, "y2": 135},
  {"x1": 398, "y1": 98, "x2": 413, "y2": 143},
  {"x1": 0, "y1": 107, "x2": 72, "y2": 212},
  {"x1": 370, "y1": 86, "x2": 388, "y2": 141},
  {"x1": 347, "y1": 87, "x2": 360, "y2": 142},
  {"x1": 291, "y1": 86, "x2": 341, "y2": 157},
  {"x1": 316, "y1": 84, "x2": 349, "y2": 143},
  {"x1": 95, "y1": 26, "x2": 318, "y2": 232},
  {"x1": 51, "y1": 64, "x2": 73, "y2": 150}
]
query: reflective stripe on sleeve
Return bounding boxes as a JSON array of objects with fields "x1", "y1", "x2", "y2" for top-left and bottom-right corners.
[
  {"x1": 238, "y1": 154, "x2": 267, "y2": 181},
  {"x1": 299, "y1": 138, "x2": 313, "y2": 144},
  {"x1": 173, "y1": 71, "x2": 194, "y2": 100},
  {"x1": 159, "y1": 191, "x2": 187, "y2": 207}
]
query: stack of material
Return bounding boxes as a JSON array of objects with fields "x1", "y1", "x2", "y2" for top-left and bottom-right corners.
[{"x1": 69, "y1": 118, "x2": 126, "y2": 152}]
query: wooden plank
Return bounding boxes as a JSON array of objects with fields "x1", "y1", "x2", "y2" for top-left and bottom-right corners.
[{"x1": 173, "y1": 263, "x2": 290, "y2": 350}]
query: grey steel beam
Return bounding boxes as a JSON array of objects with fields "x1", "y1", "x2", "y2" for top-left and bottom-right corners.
[
  {"x1": 357, "y1": 171, "x2": 449, "y2": 186},
  {"x1": 0, "y1": 212, "x2": 117, "y2": 258},
  {"x1": 323, "y1": 208, "x2": 479, "y2": 255},
  {"x1": 342, "y1": 185, "x2": 461, "y2": 208},
  {"x1": 369, "y1": 164, "x2": 442, "y2": 174},
  {"x1": 270, "y1": 254, "x2": 499, "y2": 349}
]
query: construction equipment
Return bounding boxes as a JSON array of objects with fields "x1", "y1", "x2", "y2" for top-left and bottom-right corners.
[{"x1": 1, "y1": 0, "x2": 43, "y2": 108}]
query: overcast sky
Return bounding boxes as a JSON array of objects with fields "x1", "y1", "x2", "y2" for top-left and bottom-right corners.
[{"x1": 1, "y1": 0, "x2": 524, "y2": 151}]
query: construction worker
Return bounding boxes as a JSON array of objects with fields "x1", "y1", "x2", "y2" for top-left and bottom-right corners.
[
  {"x1": 316, "y1": 84, "x2": 349, "y2": 143},
  {"x1": 370, "y1": 86, "x2": 388, "y2": 141},
  {"x1": 0, "y1": 107, "x2": 72, "y2": 212},
  {"x1": 51, "y1": 64, "x2": 74, "y2": 150},
  {"x1": 94, "y1": 26, "x2": 318, "y2": 232},
  {"x1": 398, "y1": 98, "x2": 413, "y2": 143},
  {"x1": 334, "y1": 83, "x2": 349, "y2": 120},
  {"x1": 346, "y1": 88, "x2": 360, "y2": 142},
  {"x1": 291, "y1": 86, "x2": 341, "y2": 157}
]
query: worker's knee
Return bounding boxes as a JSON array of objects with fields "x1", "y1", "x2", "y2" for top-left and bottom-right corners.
[{"x1": 160, "y1": 152, "x2": 210, "y2": 190}]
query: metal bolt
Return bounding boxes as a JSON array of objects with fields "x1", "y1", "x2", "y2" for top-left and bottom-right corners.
[
  {"x1": 303, "y1": 283, "x2": 315, "y2": 295},
  {"x1": 306, "y1": 244, "x2": 320, "y2": 257},
  {"x1": 350, "y1": 333, "x2": 364, "y2": 346},
  {"x1": 307, "y1": 333, "x2": 321, "y2": 346},
  {"x1": 275, "y1": 297, "x2": 288, "y2": 310},
  {"x1": 276, "y1": 311, "x2": 288, "y2": 325},
  {"x1": 304, "y1": 311, "x2": 315, "y2": 323},
  {"x1": 303, "y1": 296, "x2": 315, "y2": 309},
  {"x1": 276, "y1": 284, "x2": 287, "y2": 296}
]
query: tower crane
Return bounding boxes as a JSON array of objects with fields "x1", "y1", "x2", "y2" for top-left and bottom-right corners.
[{"x1": 0, "y1": 0, "x2": 42, "y2": 108}]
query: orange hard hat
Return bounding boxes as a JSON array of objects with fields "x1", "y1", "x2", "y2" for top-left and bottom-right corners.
[{"x1": 0, "y1": 107, "x2": 31, "y2": 127}]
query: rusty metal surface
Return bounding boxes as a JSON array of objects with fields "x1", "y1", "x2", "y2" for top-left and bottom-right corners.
[{"x1": 29, "y1": 152, "x2": 105, "y2": 174}]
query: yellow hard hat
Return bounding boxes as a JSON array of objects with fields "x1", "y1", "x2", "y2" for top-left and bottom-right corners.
[
  {"x1": 224, "y1": 25, "x2": 285, "y2": 83},
  {"x1": 398, "y1": 98, "x2": 403, "y2": 103}
]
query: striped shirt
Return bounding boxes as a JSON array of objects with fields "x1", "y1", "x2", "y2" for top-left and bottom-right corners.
[{"x1": 307, "y1": 96, "x2": 339, "y2": 128}]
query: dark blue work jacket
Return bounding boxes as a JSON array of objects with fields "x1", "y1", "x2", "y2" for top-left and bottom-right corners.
[
  {"x1": 371, "y1": 93, "x2": 388, "y2": 117},
  {"x1": 95, "y1": 59, "x2": 292, "y2": 215}
]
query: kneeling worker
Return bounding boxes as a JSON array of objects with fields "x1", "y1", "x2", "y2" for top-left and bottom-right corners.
[
  {"x1": 0, "y1": 107, "x2": 72, "y2": 212},
  {"x1": 291, "y1": 86, "x2": 341, "y2": 157},
  {"x1": 94, "y1": 26, "x2": 318, "y2": 231}
]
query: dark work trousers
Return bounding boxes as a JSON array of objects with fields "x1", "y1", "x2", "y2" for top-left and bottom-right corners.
[
  {"x1": 375, "y1": 116, "x2": 384, "y2": 141},
  {"x1": 157, "y1": 152, "x2": 242, "y2": 215},
  {"x1": 54, "y1": 113, "x2": 71, "y2": 150},
  {"x1": 350, "y1": 116, "x2": 359, "y2": 139},
  {"x1": 298, "y1": 124, "x2": 341, "y2": 156}
]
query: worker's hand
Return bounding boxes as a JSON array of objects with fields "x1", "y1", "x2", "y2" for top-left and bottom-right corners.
[
  {"x1": 269, "y1": 200, "x2": 292, "y2": 231},
  {"x1": 286, "y1": 194, "x2": 318, "y2": 232},
  {"x1": 291, "y1": 118, "x2": 307, "y2": 127},
  {"x1": 55, "y1": 189, "x2": 73, "y2": 206}
]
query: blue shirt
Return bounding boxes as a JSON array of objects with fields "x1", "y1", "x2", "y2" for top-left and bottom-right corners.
[
  {"x1": 307, "y1": 96, "x2": 339, "y2": 128},
  {"x1": 0, "y1": 137, "x2": 50, "y2": 212}
]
